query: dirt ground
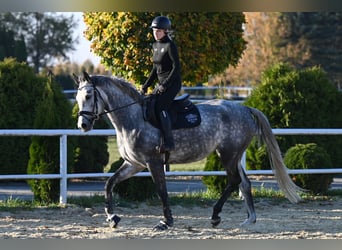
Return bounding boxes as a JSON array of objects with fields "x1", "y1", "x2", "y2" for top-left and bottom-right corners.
[{"x1": 0, "y1": 197, "x2": 341, "y2": 239}]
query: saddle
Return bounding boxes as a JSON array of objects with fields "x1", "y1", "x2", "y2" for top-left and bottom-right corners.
[{"x1": 143, "y1": 93, "x2": 201, "y2": 129}]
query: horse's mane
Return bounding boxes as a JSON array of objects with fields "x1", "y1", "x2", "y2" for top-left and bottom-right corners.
[{"x1": 91, "y1": 75, "x2": 142, "y2": 101}]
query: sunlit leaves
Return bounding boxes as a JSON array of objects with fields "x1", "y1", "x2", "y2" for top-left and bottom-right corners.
[{"x1": 83, "y1": 12, "x2": 246, "y2": 86}]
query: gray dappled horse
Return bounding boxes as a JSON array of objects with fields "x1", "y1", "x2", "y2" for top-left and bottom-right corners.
[{"x1": 74, "y1": 71, "x2": 302, "y2": 231}]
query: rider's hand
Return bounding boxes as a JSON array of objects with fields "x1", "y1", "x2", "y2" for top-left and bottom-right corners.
[
  {"x1": 157, "y1": 84, "x2": 165, "y2": 93},
  {"x1": 139, "y1": 88, "x2": 147, "y2": 95}
]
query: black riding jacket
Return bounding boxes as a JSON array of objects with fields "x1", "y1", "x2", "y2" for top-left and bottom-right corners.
[{"x1": 143, "y1": 35, "x2": 181, "y2": 92}]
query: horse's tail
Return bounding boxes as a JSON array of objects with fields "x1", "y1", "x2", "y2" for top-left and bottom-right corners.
[{"x1": 249, "y1": 107, "x2": 303, "y2": 203}]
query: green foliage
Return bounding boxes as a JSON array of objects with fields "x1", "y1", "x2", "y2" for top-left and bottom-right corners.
[
  {"x1": 274, "y1": 13, "x2": 342, "y2": 88},
  {"x1": 284, "y1": 143, "x2": 333, "y2": 194},
  {"x1": 27, "y1": 75, "x2": 74, "y2": 203},
  {"x1": 0, "y1": 12, "x2": 77, "y2": 73},
  {"x1": 202, "y1": 152, "x2": 227, "y2": 194},
  {"x1": 244, "y1": 63, "x2": 342, "y2": 170},
  {"x1": 0, "y1": 25, "x2": 27, "y2": 62},
  {"x1": 222, "y1": 12, "x2": 342, "y2": 88},
  {"x1": 83, "y1": 12, "x2": 246, "y2": 85},
  {"x1": 0, "y1": 58, "x2": 45, "y2": 174},
  {"x1": 67, "y1": 195, "x2": 105, "y2": 208},
  {"x1": 109, "y1": 158, "x2": 156, "y2": 201},
  {"x1": 246, "y1": 141, "x2": 270, "y2": 171},
  {"x1": 72, "y1": 105, "x2": 110, "y2": 173},
  {"x1": 53, "y1": 73, "x2": 75, "y2": 91}
]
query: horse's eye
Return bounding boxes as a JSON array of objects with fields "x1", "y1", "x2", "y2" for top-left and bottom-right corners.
[{"x1": 85, "y1": 95, "x2": 91, "y2": 100}]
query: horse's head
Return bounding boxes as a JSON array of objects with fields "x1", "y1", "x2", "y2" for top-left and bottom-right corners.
[{"x1": 73, "y1": 71, "x2": 105, "y2": 132}]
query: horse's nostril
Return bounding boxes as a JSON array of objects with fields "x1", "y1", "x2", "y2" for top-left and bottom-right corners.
[{"x1": 81, "y1": 123, "x2": 87, "y2": 129}]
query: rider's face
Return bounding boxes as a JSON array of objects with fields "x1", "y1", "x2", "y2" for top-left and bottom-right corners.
[{"x1": 153, "y1": 28, "x2": 166, "y2": 41}]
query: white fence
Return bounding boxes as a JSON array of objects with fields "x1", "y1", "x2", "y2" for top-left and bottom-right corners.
[{"x1": 1, "y1": 128, "x2": 342, "y2": 204}]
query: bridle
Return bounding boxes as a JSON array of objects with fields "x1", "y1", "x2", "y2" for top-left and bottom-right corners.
[{"x1": 77, "y1": 83, "x2": 142, "y2": 123}]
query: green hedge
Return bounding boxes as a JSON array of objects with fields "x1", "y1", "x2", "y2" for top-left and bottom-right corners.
[
  {"x1": 109, "y1": 158, "x2": 156, "y2": 201},
  {"x1": 72, "y1": 104, "x2": 110, "y2": 174},
  {"x1": 244, "y1": 63, "x2": 342, "y2": 171},
  {"x1": 0, "y1": 59, "x2": 45, "y2": 174},
  {"x1": 27, "y1": 75, "x2": 74, "y2": 203},
  {"x1": 284, "y1": 143, "x2": 333, "y2": 194},
  {"x1": 202, "y1": 152, "x2": 227, "y2": 194}
]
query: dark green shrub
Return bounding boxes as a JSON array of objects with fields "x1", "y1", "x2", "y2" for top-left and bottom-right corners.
[
  {"x1": 0, "y1": 58, "x2": 44, "y2": 174},
  {"x1": 246, "y1": 140, "x2": 270, "y2": 171},
  {"x1": 72, "y1": 105, "x2": 110, "y2": 173},
  {"x1": 27, "y1": 75, "x2": 74, "y2": 203},
  {"x1": 244, "y1": 63, "x2": 342, "y2": 171},
  {"x1": 109, "y1": 158, "x2": 156, "y2": 201},
  {"x1": 284, "y1": 143, "x2": 333, "y2": 194},
  {"x1": 202, "y1": 152, "x2": 227, "y2": 194}
]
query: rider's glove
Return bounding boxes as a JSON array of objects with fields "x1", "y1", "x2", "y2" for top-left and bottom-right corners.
[
  {"x1": 157, "y1": 84, "x2": 166, "y2": 93},
  {"x1": 140, "y1": 87, "x2": 147, "y2": 95}
]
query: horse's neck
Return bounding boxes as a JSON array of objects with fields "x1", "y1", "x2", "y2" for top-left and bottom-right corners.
[{"x1": 104, "y1": 88, "x2": 143, "y2": 131}]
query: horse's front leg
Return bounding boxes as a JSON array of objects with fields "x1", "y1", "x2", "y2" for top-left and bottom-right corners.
[
  {"x1": 147, "y1": 162, "x2": 173, "y2": 231},
  {"x1": 104, "y1": 161, "x2": 144, "y2": 228}
]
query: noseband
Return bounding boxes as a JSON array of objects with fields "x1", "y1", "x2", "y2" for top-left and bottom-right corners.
[{"x1": 77, "y1": 84, "x2": 102, "y2": 124}]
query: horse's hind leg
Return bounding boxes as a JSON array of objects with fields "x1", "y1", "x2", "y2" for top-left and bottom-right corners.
[
  {"x1": 211, "y1": 151, "x2": 256, "y2": 228},
  {"x1": 211, "y1": 152, "x2": 241, "y2": 227},
  {"x1": 211, "y1": 174, "x2": 240, "y2": 227},
  {"x1": 237, "y1": 163, "x2": 256, "y2": 226},
  {"x1": 104, "y1": 161, "x2": 144, "y2": 228}
]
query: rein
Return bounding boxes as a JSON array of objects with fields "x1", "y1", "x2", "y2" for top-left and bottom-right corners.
[
  {"x1": 78, "y1": 84, "x2": 144, "y2": 121},
  {"x1": 99, "y1": 99, "x2": 141, "y2": 116}
]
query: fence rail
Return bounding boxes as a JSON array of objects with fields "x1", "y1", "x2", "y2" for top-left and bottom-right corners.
[{"x1": 1, "y1": 128, "x2": 342, "y2": 204}]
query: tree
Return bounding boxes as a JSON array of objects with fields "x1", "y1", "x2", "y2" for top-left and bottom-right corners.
[
  {"x1": 211, "y1": 12, "x2": 280, "y2": 86},
  {"x1": 244, "y1": 63, "x2": 342, "y2": 170},
  {"x1": 213, "y1": 12, "x2": 342, "y2": 89},
  {"x1": 83, "y1": 12, "x2": 246, "y2": 85},
  {"x1": 27, "y1": 73, "x2": 74, "y2": 203},
  {"x1": 72, "y1": 103, "x2": 110, "y2": 174},
  {"x1": 48, "y1": 61, "x2": 110, "y2": 92},
  {"x1": 0, "y1": 12, "x2": 78, "y2": 73},
  {"x1": 0, "y1": 24, "x2": 27, "y2": 62},
  {"x1": 0, "y1": 58, "x2": 45, "y2": 174}
]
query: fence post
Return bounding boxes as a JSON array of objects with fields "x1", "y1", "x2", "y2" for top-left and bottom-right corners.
[{"x1": 59, "y1": 135, "x2": 68, "y2": 205}]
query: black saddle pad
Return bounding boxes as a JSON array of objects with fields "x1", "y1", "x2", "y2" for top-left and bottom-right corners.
[{"x1": 143, "y1": 94, "x2": 201, "y2": 129}]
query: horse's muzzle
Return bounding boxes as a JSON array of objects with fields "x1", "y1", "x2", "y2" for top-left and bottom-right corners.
[{"x1": 77, "y1": 116, "x2": 93, "y2": 132}]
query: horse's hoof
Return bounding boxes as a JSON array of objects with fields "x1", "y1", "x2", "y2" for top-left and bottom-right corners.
[
  {"x1": 240, "y1": 218, "x2": 256, "y2": 227},
  {"x1": 211, "y1": 217, "x2": 221, "y2": 228},
  {"x1": 153, "y1": 221, "x2": 169, "y2": 231},
  {"x1": 106, "y1": 214, "x2": 121, "y2": 228}
]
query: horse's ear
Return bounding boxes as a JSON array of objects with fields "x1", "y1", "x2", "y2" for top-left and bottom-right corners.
[
  {"x1": 83, "y1": 71, "x2": 91, "y2": 83},
  {"x1": 72, "y1": 73, "x2": 80, "y2": 86}
]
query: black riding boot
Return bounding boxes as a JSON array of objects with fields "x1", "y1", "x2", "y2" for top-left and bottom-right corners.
[{"x1": 158, "y1": 110, "x2": 175, "y2": 153}]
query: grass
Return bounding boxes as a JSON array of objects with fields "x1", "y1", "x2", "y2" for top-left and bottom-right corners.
[
  {"x1": 1, "y1": 188, "x2": 341, "y2": 211},
  {"x1": 0, "y1": 197, "x2": 61, "y2": 212},
  {"x1": 105, "y1": 137, "x2": 206, "y2": 172},
  {"x1": 105, "y1": 137, "x2": 121, "y2": 172}
]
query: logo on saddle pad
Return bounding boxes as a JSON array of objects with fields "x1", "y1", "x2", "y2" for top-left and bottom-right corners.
[
  {"x1": 185, "y1": 113, "x2": 199, "y2": 124},
  {"x1": 143, "y1": 94, "x2": 201, "y2": 130}
]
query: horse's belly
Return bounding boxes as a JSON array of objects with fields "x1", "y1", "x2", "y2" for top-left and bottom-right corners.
[{"x1": 169, "y1": 135, "x2": 218, "y2": 164}]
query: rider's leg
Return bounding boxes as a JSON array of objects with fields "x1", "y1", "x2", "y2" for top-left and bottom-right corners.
[{"x1": 158, "y1": 110, "x2": 175, "y2": 152}]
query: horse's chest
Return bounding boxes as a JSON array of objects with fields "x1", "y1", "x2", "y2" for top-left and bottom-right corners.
[{"x1": 116, "y1": 134, "x2": 141, "y2": 160}]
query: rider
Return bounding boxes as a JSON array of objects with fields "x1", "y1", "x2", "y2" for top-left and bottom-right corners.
[{"x1": 141, "y1": 16, "x2": 182, "y2": 153}]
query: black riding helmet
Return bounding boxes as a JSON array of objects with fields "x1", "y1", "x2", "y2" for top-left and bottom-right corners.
[{"x1": 150, "y1": 16, "x2": 171, "y2": 30}]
